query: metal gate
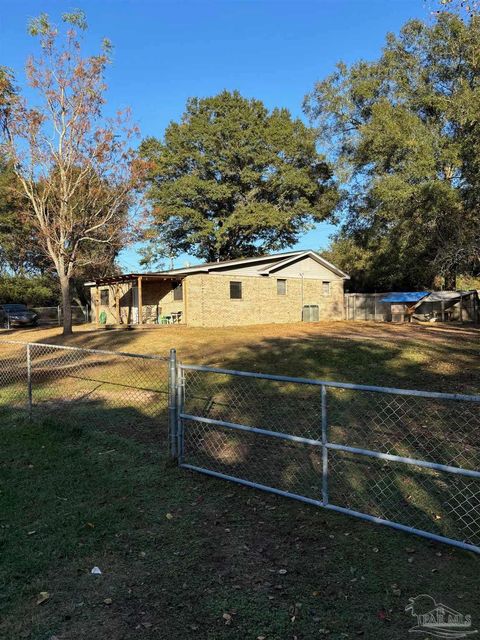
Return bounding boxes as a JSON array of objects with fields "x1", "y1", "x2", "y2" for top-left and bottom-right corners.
[{"x1": 174, "y1": 363, "x2": 480, "y2": 554}]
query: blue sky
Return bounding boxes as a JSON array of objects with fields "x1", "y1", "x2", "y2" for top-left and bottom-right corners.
[{"x1": 1, "y1": 0, "x2": 427, "y2": 271}]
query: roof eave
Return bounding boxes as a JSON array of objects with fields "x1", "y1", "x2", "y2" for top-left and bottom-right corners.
[{"x1": 260, "y1": 250, "x2": 350, "y2": 279}]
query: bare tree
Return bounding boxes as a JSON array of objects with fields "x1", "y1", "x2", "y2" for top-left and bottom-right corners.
[
  {"x1": 0, "y1": 11, "x2": 142, "y2": 335},
  {"x1": 428, "y1": 0, "x2": 479, "y2": 17}
]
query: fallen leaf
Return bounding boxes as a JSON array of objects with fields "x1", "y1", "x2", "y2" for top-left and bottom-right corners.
[
  {"x1": 222, "y1": 613, "x2": 232, "y2": 625},
  {"x1": 36, "y1": 591, "x2": 50, "y2": 605},
  {"x1": 166, "y1": 513, "x2": 173, "y2": 520},
  {"x1": 278, "y1": 569, "x2": 287, "y2": 575},
  {"x1": 103, "y1": 598, "x2": 113, "y2": 605}
]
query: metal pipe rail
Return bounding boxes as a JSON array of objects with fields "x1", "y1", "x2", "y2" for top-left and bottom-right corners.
[
  {"x1": 177, "y1": 364, "x2": 480, "y2": 554},
  {"x1": 179, "y1": 363, "x2": 480, "y2": 402}
]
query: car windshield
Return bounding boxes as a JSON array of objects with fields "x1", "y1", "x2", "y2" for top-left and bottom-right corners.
[{"x1": 3, "y1": 304, "x2": 28, "y2": 312}]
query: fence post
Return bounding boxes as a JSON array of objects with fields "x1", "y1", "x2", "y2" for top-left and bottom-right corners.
[
  {"x1": 168, "y1": 348, "x2": 178, "y2": 459},
  {"x1": 176, "y1": 366, "x2": 185, "y2": 465},
  {"x1": 26, "y1": 343, "x2": 32, "y2": 420},
  {"x1": 321, "y1": 385, "x2": 329, "y2": 506},
  {"x1": 57, "y1": 305, "x2": 61, "y2": 326}
]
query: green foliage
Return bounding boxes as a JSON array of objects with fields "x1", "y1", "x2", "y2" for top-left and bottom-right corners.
[
  {"x1": 0, "y1": 160, "x2": 48, "y2": 275},
  {"x1": 141, "y1": 90, "x2": 338, "y2": 262},
  {"x1": 27, "y1": 13, "x2": 51, "y2": 37},
  {"x1": 0, "y1": 66, "x2": 15, "y2": 134},
  {"x1": 0, "y1": 274, "x2": 58, "y2": 305},
  {"x1": 62, "y1": 9, "x2": 88, "y2": 30},
  {"x1": 306, "y1": 14, "x2": 480, "y2": 290}
]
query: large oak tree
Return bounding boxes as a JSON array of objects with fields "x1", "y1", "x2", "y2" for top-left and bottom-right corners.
[
  {"x1": 140, "y1": 90, "x2": 339, "y2": 263},
  {"x1": 306, "y1": 13, "x2": 480, "y2": 290}
]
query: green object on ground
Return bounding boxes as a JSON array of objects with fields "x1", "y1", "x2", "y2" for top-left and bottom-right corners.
[{"x1": 99, "y1": 310, "x2": 107, "y2": 324}]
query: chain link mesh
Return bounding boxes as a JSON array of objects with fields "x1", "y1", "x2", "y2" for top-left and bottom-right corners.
[
  {"x1": 328, "y1": 388, "x2": 480, "y2": 471},
  {"x1": 0, "y1": 341, "x2": 28, "y2": 419},
  {"x1": 0, "y1": 341, "x2": 170, "y2": 444},
  {"x1": 181, "y1": 368, "x2": 480, "y2": 551},
  {"x1": 184, "y1": 369, "x2": 322, "y2": 438},
  {"x1": 183, "y1": 419, "x2": 323, "y2": 501}
]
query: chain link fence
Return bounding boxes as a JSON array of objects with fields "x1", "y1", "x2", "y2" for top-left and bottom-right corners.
[
  {"x1": 31, "y1": 305, "x2": 89, "y2": 326},
  {"x1": 176, "y1": 364, "x2": 480, "y2": 553},
  {"x1": 0, "y1": 339, "x2": 171, "y2": 444},
  {"x1": 1, "y1": 338, "x2": 479, "y2": 552},
  {"x1": 0, "y1": 340, "x2": 28, "y2": 419}
]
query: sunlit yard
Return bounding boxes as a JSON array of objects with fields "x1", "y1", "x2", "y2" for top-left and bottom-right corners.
[{"x1": 0, "y1": 321, "x2": 479, "y2": 639}]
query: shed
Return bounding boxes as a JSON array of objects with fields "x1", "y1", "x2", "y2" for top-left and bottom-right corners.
[
  {"x1": 414, "y1": 290, "x2": 479, "y2": 323},
  {"x1": 380, "y1": 292, "x2": 430, "y2": 323}
]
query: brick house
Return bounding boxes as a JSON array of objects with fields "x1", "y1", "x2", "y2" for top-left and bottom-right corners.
[{"x1": 86, "y1": 250, "x2": 349, "y2": 327}]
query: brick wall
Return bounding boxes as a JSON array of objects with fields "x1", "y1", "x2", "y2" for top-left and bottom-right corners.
[
  {"x1": 91, "y1": 280, "x2": 185, "y2": 324},
  {"x1": 141, "y1": 280, "x2": 185, "y2": 322},
  {"x1": 185, "y1": 274, "x2": 345, "y2": 327}
]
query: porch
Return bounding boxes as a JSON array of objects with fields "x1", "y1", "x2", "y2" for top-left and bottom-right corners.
[{"x1": 89, "y1": 274, "x2": 186, "y2": 326}]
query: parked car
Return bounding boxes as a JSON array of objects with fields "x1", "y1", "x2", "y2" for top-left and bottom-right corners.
[{"x1": 0, "y1": 304, "x2": 38, "y2": 328}]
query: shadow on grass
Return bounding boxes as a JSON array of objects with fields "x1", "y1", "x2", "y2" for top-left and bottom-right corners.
[
  {"x1": 179, "y1": 335, "x2": 480, "y2": 550},
  {"x1": 1, "y1": 327, "x2": 479, "y2": 552},
  {"x1": 3, "y1": 415, "x2": 479, "y2": 640},
  {"x1": 0, "y1": 340, "x2": 170, "y2": 446}
]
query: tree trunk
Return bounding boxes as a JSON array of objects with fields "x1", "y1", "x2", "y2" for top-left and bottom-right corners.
[
  {"x1": 444, "y1": 270, "x2": 457, "y2": 291},
  {"x1": 60, "y1": 276, "x2": 73, "y2": 336}
]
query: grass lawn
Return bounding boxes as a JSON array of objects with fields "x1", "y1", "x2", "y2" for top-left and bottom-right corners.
[
  {"x1": 3, "y1": 319, "x2": 480, "y2": 393},
  {"x1": 1, "y1": 417, "x2": 479, "y2": 640},
  {"x1": 0, "y1": 321, "x2": 479, "y2": 639}
]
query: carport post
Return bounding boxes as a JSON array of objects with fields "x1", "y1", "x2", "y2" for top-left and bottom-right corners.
[
  {"x1": 26, "y1": 343, "x2": 32, "y2": 420},
  {"x1": 168, "y1": 349, "x2": 178, "y2": 459}
]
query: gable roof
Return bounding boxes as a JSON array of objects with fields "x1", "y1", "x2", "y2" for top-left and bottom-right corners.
[
  {"x1": 258, "y1": 250, "x2": 350, "y2": 279},
  {"x1": 156, "y1": 250, "x2": 349, "y2": 279},
  {"x1": 155, "y1": 250, "x2": 304, "y2": 276}
]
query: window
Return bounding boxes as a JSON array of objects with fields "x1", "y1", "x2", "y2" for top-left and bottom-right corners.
[
  {"x1": 100, "y1": 289, "x2": 109, "y2": 305},
  {"x1": 277, "y1": 279, "x2": 287, "y2": 296},
  {"x1": 230, "y1": 281, "x2": 242, "y2": 299},
  {"x1": 173, "y1": 280, "x2": 183, "y2": 301},
  {"x1": 322, "y1": 281, "x2": 331, "y2": 296}
]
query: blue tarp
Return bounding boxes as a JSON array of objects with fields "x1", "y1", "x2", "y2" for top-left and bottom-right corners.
[{"x1": 380, "y1": 291, "x2": 430, "y2": 304}]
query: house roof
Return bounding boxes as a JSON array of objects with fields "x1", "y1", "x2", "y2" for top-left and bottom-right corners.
[
  {"x1": 380, "y1": 292, "x2": 430, "y2": 304},
  {"x1": 155, "y1": 250, "x2": 350, "y2": 278},
  {"x1": 154, "y1": 250, "x2": 304, "y2": 276},
  {"x1": 419, "y1": 290, "x2": 476, "y2": 303},
  {"x1": 258, "y1": 250, "x2": 349, "y2": 278},
  {"x1": 85, "y1": 250, "x2": 350, "y2": 286}
]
